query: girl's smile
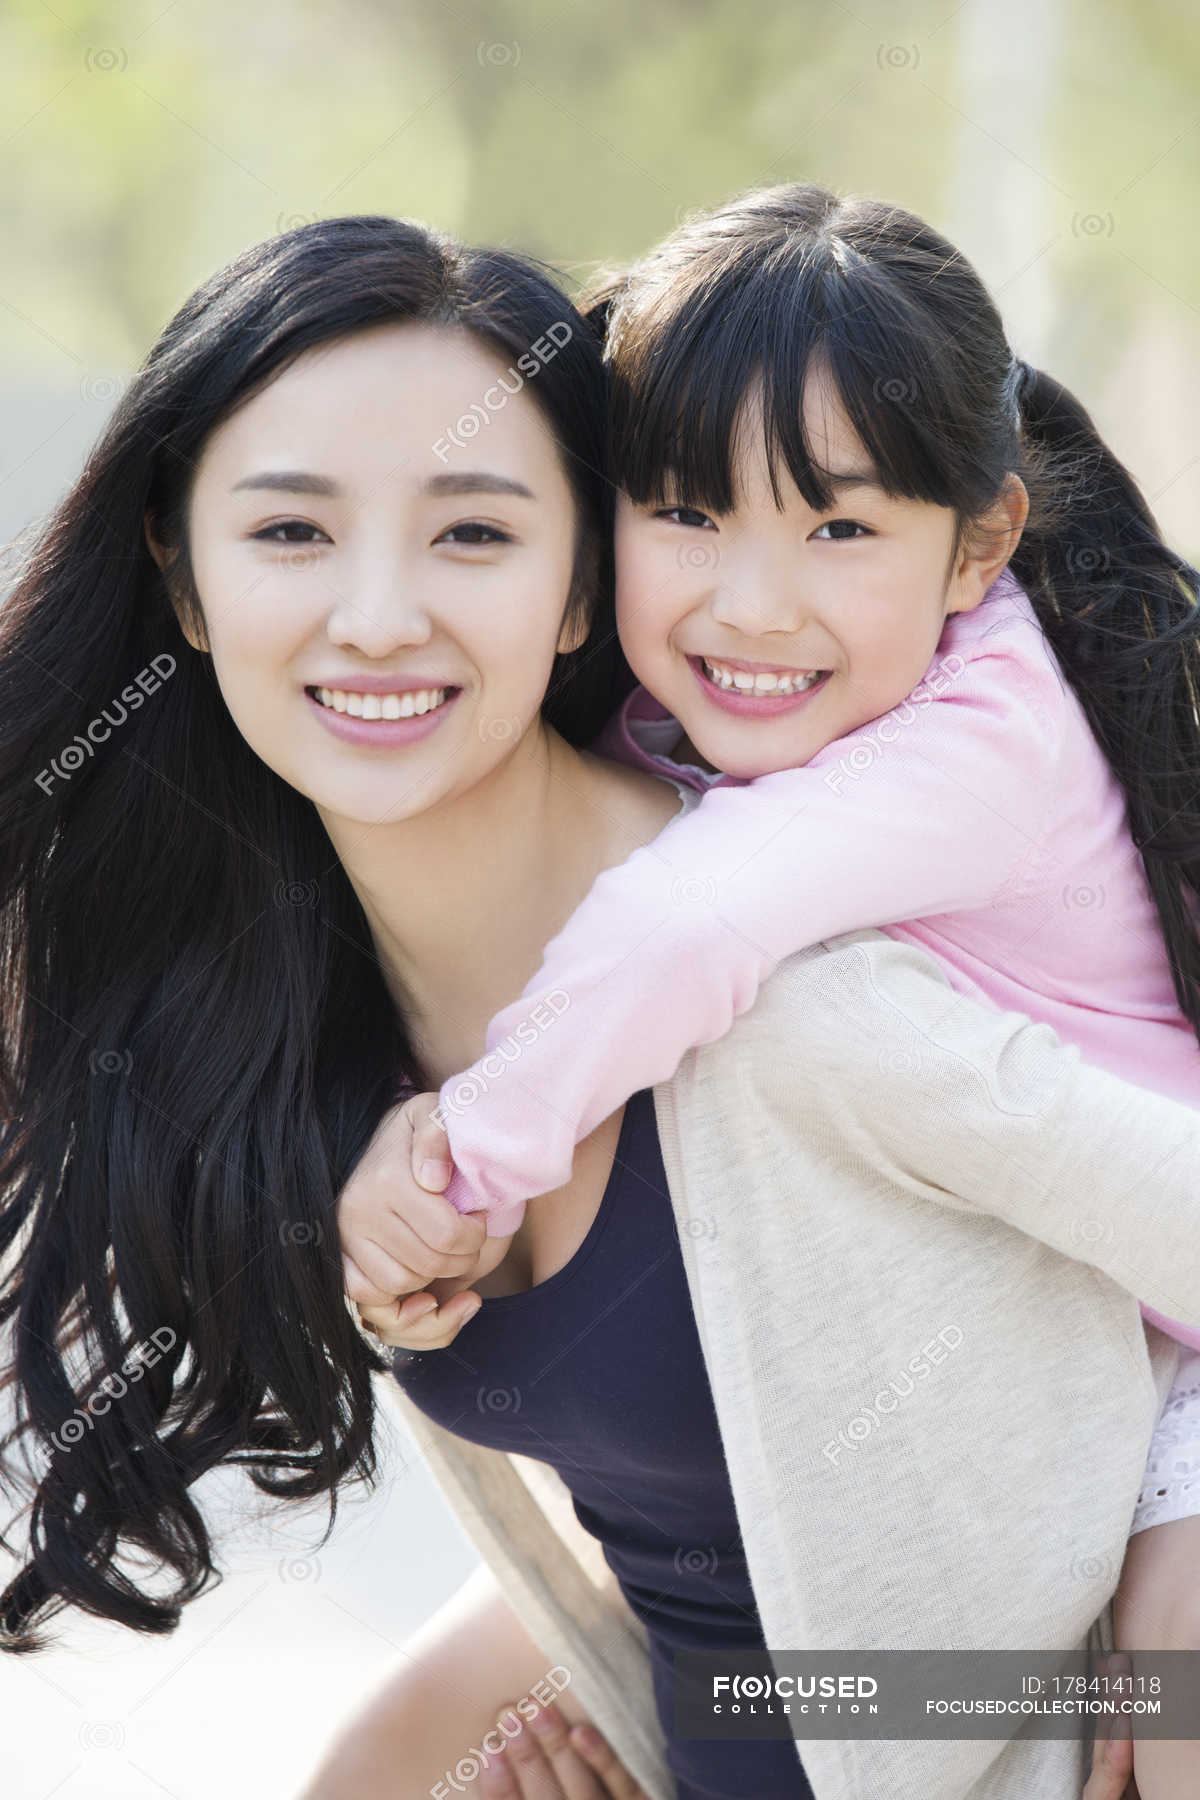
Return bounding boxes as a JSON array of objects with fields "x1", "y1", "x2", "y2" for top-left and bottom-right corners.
[{"x1": 688, "y1": 652, "x2": 833, "y2": 715}]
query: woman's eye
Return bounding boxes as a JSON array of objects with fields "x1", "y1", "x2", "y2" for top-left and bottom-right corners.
[
  {"x1": 655, "y1": 505, "x2": 716, "y2": 530},
  {"x1": 252, "y1": 520, "x2": 328, "y2": 545},
  {"x1": 437, "y1": 522, "x2": 513, "y2": 546},
  {"x1": 813, "y1": 518, "x2": 872, "y2": 541}
]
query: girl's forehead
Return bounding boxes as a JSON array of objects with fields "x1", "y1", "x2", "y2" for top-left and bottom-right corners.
[{"x1": 723, "y1": 372, "x2": 877, "y2": 501}]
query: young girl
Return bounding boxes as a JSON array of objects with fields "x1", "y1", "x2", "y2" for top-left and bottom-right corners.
[{"x1": 340, "y1": 185, "x2": 1200, "y2": 1795}]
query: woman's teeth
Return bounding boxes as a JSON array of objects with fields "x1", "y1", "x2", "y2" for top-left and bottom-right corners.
[
  {"x1": 314, "y1": 686, "x2": 450, "y2": 719},
  {"x1": 701, "y1": 658, "x2": 825, "y2": 695}
]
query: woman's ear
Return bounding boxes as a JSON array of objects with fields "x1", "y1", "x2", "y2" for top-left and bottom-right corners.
[
  {"x1": 144, "y1": 511, "x2": 208, "y2": 654},
  {"x1": 945, "y1": 474, "x2": 1030, "y2": 617},
  {"x1": 557, "y1": 605, "x2": 591, "y2": 657}
]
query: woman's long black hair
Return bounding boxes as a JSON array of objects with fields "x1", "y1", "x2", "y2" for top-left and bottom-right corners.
[
  {"x1": 590, "y1": 181, "x2": 1200, "y2": 1043},
  {"x1": 0, "y1": 216, "x2": 627, "y2": 1651}
]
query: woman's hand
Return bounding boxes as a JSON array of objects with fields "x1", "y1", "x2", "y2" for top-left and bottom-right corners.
[
  {"x1": 1081, "y1": 1654, "x2": 1138, "y2": 1799},
  {"x1": 338, "y1": 1091, "x2": 513, "y2": 1348},
  {"x1": 476, "y1": 1698, "x2": 650, "y2": 1798},
  {"x1": 469, "y1": 1689, "x2": 1133, "y2": 1800}
]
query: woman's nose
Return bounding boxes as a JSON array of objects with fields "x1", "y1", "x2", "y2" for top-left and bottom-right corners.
[{"x1": 324, "y1": 571, "x2": 434, "y2": 654}]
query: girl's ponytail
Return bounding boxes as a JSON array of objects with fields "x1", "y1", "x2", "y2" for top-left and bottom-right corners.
[{"x1": 1010, "y1": 363, "x2": 1200, "y2": 1034}]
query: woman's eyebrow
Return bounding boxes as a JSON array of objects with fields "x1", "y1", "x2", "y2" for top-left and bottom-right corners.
[
  {"x1": 229, "y1": 470, "x2": 538, "y2": 500},
  {"x1": 231, "y1": 470, "x2": 341, "y2": 496},
  {"x1": 422, "y1": 472, "x2": 537, "y2": 500}
]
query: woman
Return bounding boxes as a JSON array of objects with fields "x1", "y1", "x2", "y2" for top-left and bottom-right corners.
[{"x1": 0, "y1": 217, "x2": 1191, "y2": 1799}]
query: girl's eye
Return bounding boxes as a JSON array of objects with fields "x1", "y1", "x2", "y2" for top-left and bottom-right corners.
[
  {"x1": 252, "y1": 520, "x2": 329, "y2": 545},
  {"x1": 655, "y1": 505, "x2": 717, "y2": 530},
  {"x1": 436, "y1": 522, "x2": 513, "y2": 547},
  {"x1": 813, "y1": 518, "x2": 872, "y2": 541}
]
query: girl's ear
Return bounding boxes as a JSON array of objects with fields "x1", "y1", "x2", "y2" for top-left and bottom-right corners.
[
  {"x1": 144, "y1": 511, "x2": 209, "y2": 654},
  {"x1": 945, "y1": 474, "x2": 1030, "y2": 617}
]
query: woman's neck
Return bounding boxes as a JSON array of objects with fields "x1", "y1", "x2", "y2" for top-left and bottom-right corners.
[{"x1": 318, "y1": 724, "x2": 683, "y2": 1086}]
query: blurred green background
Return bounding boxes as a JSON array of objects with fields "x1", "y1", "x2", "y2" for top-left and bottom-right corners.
[{"x1": 1, "y1": 0, "x2": 1198, "y2": 555}]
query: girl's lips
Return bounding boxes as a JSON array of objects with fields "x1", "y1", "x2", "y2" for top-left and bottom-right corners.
[
  {"x1": 304, "y1": 685, "x2": 462, "y2": 746},
  {"x1": 687, "y1": 655, "x2": 832, "y2": 717}
]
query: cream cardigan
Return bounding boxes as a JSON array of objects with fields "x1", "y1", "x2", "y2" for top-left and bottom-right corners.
[{"x1": 383, "y1": 929, "x2": 1199, "y2": 1799}]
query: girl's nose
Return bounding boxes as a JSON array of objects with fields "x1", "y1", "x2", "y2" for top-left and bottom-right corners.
[{"x1": 708, "y1": 571, "x2": 810, "y2": 638}]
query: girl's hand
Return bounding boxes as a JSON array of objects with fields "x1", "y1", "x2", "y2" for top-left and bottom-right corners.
[
  {"x1": 476, "y1": 1698, "x2": 650, "y2": 1798},
  {"x1": 338, "y1": 1091, "x2": 513, "y2": 1347}
]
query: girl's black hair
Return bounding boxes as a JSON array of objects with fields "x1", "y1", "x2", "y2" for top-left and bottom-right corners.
[
  {"x1": 0, "y1": 215, "x2": 627, "y2": 1651},
  {"x1": 593, "y1": 181, "x2": 1200, "y2": 1043}
]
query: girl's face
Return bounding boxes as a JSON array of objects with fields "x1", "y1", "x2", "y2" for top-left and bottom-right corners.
[
  {"x1": 615, "y1": 366, "x2": 1022, "y2": 781},
  {"x1": 178, "y1": 321, "x2": 585, "y2": 826}
]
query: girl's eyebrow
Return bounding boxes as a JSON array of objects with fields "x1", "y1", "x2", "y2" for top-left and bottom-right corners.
[{"x1": 815, "y1": 465, "x2": 886, "y2": 494}]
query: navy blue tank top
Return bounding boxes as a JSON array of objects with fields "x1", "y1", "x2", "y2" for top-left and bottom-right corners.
[{"x1": 390, "y1": 1087, "x2": 814, "y2": 1799}]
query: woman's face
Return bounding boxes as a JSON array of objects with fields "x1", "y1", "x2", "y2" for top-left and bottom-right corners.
[
  {"x1": 180, "y1": 321, "x2": 585, "y2": 826},
  {"x1": 614, "y1": 366, "x2": 1011, "y2": 782}
]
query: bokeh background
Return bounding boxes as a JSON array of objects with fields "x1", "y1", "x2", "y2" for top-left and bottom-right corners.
[{"x1": 1, "y1": 0, "x2": 1198, "y2": 1795}]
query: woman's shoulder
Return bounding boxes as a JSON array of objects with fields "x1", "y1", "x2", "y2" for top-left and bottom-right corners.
[
  {"x1": 721, "y1": 927, "x2": 958, "y2": 1046},
  {"x1": 666, "y1": 930, "x2": 951, "y2": 1114},
  {"x1": 669, "y1": 925, "x2": 1057, "y2": 1135}
]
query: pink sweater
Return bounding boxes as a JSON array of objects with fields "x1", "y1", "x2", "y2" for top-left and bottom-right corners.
[{"x1": 432, "y1": 568, "x2": 1200, "y2": 1349}]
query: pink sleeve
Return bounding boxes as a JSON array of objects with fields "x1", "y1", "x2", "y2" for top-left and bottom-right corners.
[
  {"x1": 439, "y1": 605, "x2": 1066, "y2": 1235},
  {"x1": 1140, "y1": 1302, "x2": 1200, "y2": 1352}
]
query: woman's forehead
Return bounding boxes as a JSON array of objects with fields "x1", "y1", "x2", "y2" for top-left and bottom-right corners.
[{"x1": 194, "y1": 323, "x2": 568, "y2": 493}]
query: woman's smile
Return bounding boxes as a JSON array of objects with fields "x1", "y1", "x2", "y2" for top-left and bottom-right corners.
[
  {"x1": 182, "y1": 320, "x2": 587, "y2": 827},
  {"x1": 305, "y1": 680, "x2": 463, "y2": 746}
]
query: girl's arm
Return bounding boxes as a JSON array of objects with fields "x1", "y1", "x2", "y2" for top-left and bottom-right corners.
[{"x1": 440, "y1": 602, "x2": 1067, "y2": 1233}]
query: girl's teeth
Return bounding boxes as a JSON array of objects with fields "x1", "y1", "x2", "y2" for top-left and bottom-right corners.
[
  {"x1": 701, "y1": 659, "x2": 823, "y2": 697},
  {"x1": 315, "y1": 686, "x2": 448, "y2": 719}
]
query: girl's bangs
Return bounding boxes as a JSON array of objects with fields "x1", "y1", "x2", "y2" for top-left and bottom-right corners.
[{"x1": 609, "y1": 253, "x2": 961, "y2": 517}]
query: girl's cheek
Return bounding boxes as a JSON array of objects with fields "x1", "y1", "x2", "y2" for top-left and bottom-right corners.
[
  {"x1": 613, "y1": 588, "x2": 656, "y2": 665},
  {"x1": 615, "y1": 544, "x2": 664, "y2": 628}
]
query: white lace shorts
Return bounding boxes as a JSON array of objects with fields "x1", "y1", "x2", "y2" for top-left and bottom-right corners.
[{"x1": 1129, "y1": 1349, "x2": 1200, "y2": 1535}]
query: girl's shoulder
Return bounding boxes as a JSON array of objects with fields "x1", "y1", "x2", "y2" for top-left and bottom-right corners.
[
  {"x1": 938, "y1": 565, "x2": 1077, "y2": 746},
  {"x1": 944, "y1": 566, "x2": 1057, "y2": 679}
]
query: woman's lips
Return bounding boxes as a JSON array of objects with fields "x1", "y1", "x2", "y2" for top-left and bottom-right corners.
[
  {"x1": 687, "y1": 655, "x2": 832, "y2": 717},
  {"x1": 304, "y1": 684, "x2": 462, "y2": 746}
]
